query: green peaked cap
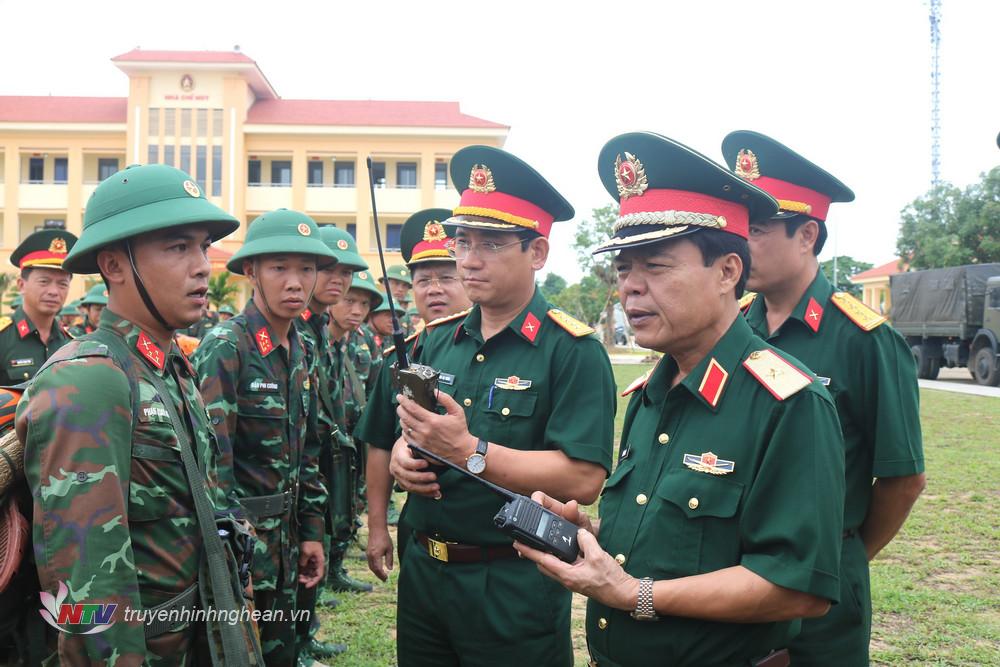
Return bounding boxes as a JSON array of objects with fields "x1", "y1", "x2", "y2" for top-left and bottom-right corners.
[
  {"x1": 227, "y1": 209, "x2": 335, "y2": 275},
  {"x1": 65, "y1": 164, "x2": 240, "y2": 274}
]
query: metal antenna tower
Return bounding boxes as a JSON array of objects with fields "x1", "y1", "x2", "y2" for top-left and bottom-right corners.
[{"x1": 929, "y1": 0, "x2": 942, "y2": 187}]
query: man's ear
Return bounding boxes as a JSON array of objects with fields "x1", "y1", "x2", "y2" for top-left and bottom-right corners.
[
  {"x1": 96, "y1": 247, "x2": 129, "y2": 287},
  {"x1": 798, "y1": 219, "x2": 820, "y2": 255},
  {"x1": 718, "y1": 252, "x2": 744, "y2": 297},
  {"x1": 529, "y1": 236, "x2": 549, "y2": 271},
  {"x1": 243, "y1": 259, "x2": 256, "y2": 282}
]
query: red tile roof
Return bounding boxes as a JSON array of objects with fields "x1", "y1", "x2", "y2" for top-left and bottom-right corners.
[
  {"x1": 0, "y1": 96, "x2": 127, "y2": 123},
  {"x1": 246, "y1": 99, "x2": 507, "y2": 129},
  {"x1": 112, "y1": 49, "x2": 255, "y2": 64},
  {"x1": 850, "y1": 258, "x2": 908, "y2": 282}
]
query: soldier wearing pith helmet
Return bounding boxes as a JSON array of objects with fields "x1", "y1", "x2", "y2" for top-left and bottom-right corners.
[
  {"x1": 722, "y1": 131, "x2": 925, "y2": 667},
  {"x1": 67, "y1": 283, "x2": 109, "y2": 337},
  {"x1": 0, "y1": 229, "x2": 77, "y2": 384},
  {"x1": 16, "y1": 164, "x2": 263, "y2": 664},
  {"x1": 192, "y1": 209, "x2": 334, "y2": 667},
  {"x1": 357, "y1": 145, "x2": 617, "y2": 666},
  {"x1": 515, "y1": 132, "x2": 847, "y2": 667}
]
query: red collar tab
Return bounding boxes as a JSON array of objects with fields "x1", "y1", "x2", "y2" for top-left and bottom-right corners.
[
  {"x1": 301, "y1": 308, "x2": 312, "y2": 322},
  {"x1": 136, "y1": 331, "x2": 166, "y2": 370},
  {"x1": 619, "y1": 188, "x2": 750, "y2": 239},
  {"x1": 751, "y1": 176, "x2": 832, "y2": 221},
  {"x1": 804, "y1": 297, "x2": 824, "y2": 333},
  {"x1": 455, "y1": 189, "x2": 556, "y2": 238},
  {"x1": 520, "y1": 312, "x2": 541, "y2": 343},
  {"x1": 255, "y1": 327, "x2": 274, "y2": 356},
  {"x1": 697, "y1": 358, "x2": 730, "y2": 409},
  {"x1": 16, "y1": 320, "x2": 30, "y2": 339}
]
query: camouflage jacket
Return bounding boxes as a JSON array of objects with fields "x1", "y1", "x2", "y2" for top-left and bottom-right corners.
[
  {"x1": 334, "y1": 326, "x2": 382, "y2": 435},
  {"x1": 0, "y1": 306, "x2": 74, "y2": 384},
  {"x1": 192, "y1": 300, "x2": 326, "y2": 590},
  {"x1": 16, "y1": 309, "x2": 247, "y2": 664}
]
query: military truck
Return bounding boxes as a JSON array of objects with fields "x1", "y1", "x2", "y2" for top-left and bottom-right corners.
[{"x1": 890, "y1": 263, "x2": 1000, "y2": 385}]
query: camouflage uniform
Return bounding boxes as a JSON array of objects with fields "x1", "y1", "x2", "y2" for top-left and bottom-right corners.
[
  {"x1": 17, "y1": 309, "x2": 261, "y2": 665},
  {"x1": 184, "y1": 311, "x2": 220, "y2": 339},
  {"x1": 193, "y1": 298, "x2": 326, "y2": 666}
]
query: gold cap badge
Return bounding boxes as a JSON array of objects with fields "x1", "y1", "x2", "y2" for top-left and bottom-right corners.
[
  {"x1": 423, "y1": 222, "x2": 447, "y2": 242},
  {"x1": 183, "y1": 180, "x2": 201, "y2": 197},
  {"x1": 614, "y1": 152, "x2": 648, "y2": 200},
  {"x1": 48, "y1": 237, "x2": 68, "y2": 255},
  {"x1": 469, "y1": 164, "x2": 496, "y2": 194},
  {"x1": 297, "y1": 223, "x2": 312, "y2": 236},
  {"x1": 735, "y1": 149, "x2": 761, "y2": 181}
]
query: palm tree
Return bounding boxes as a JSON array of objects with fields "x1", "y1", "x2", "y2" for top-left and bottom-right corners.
[{"x1": 207, "y1": 271, "x2": 239, "y2": 310}]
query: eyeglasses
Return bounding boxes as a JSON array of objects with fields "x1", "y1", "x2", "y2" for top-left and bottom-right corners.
[
  {"x1": 447, "y1": 238, "x2": 523, "y2": 259},
  {"x1": 414, "y1": 276, "x2": 461, "y2": 290}
]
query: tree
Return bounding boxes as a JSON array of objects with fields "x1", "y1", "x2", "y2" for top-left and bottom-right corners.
[
  {"x1": 548, "y1": 275, "x2": 607, "y2": 328},
  {"x1": 539, "y1": 272, "x2": 567, "y2": 299},
  {"x1": 572, "y1": 204, "x2": 619, "y2": 345},
  {"x1": 820, "y1": 256, "x2": 872, "y2": 297},
  {"x1": 0, "y1": 273, "x2": 15, "y2": 317},
  {"x1": 207, "y1": 271, "x2": 239, "y2": 309},
  {"x1": 896, "y1": 167, "x2": 1000, "y2": 269}
]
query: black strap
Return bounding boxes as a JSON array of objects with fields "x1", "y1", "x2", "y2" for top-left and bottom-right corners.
[
  {"x1": 343, "y1": 353, "x2": 367, "y2": 411},
  {"x1": 142, "y1": 582, "x2": 198, "y2": 639},
  {"x1": 239, "y1": 491, "x2": 292, "y2": 520}
]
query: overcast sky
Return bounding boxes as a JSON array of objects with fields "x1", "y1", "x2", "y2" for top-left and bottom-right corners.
[{"x1": 2, "y1": 0, "x2": 996, "y2": 281}]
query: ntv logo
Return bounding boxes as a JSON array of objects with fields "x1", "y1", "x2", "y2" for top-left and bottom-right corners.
[{"x1": 39, "y1": 581, "x2": 116, "y2": 634}]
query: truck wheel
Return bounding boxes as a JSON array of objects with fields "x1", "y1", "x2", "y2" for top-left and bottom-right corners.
[
  {"x1": 912, "y1": 344, "x2": 941, "y2": 380},
  {"x1": 972, "y1": 346, "x2": 1000, "y2": 386}
]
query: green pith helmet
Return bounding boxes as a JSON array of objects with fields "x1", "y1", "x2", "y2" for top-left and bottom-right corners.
[
  {"x1": 380, "y1": 264, "x2": 412, "y2": 286},
  {"x1": 319, "y1": 225, "x2": 367, "y2": 271},
  {"x1": 65, "y1": 164, "x2": 240, "y2": 274},
  {"x1": 80, "y1": 283, "x2": 109, "y2": 306},
  {"x1": 10, "y1": 229, "x2": 78, "y2": 271},
  {"x1": 69, "y1": 298, "x2": 83, "y2": 309},
  {"x1": 59, "y1": 304, "x2": 78, "y2": 317},
  {"x1": 349, "y1": 270, "x2": 384, "y2": 309},
  {"x1": 218, "y1": 304, "x2": 237, "y2": 316},
  {"x1": 371, "y1": 298, "x2": 405, "y2": 316},
  {"x1": 227, "y1": 209, "x2": 335, "y2": 275}
]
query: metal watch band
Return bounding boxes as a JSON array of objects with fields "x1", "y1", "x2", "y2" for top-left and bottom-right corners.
[{"x1": 631, "y1": 577, "x2": 657, "y2": 620}]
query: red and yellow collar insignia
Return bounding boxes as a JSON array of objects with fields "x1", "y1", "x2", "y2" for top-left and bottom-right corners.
[
  {"x1": 16, "y1": 320, "x2": 30, "y2": 339},
  {"x1": 301, "y1": 308, "x2": 313, "y2": 322},
  {"x1": 469, "y1": 164, "x2": 496, "y2": 193},
  {"x1": 136, "y1": 331, "x2": 165, "y2": 370},
  {"x1": 614, "y1": 152, "x2": 649, "y2": 200},
  {"x1": 697, "y1": 358, "x2": 729, "y2": 408},
  {"x1": 735, "y1": 149, "x2": 761, "y2": 181},
  {"x1": 520, "y1": 312, "x2": 541, "y2": 343},
  {"x1": 804, "y1": 297, "x2": 824, "y2": 333},
  {"x1": 423, "y1": 221, "x2": 447, "y2": 242},
  {"x1": 255, "y1": 327, "x2": 274, "y2": 356}
]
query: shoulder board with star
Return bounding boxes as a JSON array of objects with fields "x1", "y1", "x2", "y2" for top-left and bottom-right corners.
[
  {"x1": 830, "y1": 292, "x2": 886, "y2": 332},
  {"x1": 382, "y1": 331, "x2": 421, "y2": 358},
  {"x1": 742, "y1": 349, "x2": 813, "y2": 401},
  {"x1": 547, "y1": 308, "x2": 595, "y2": 337},
  {"x1": 425, "y1": 308, "x2": 472, "y2": 330},
  {"x1": 621, "y1": 365, "x2": 655, "y2": 397},
  {"x1": 738, "y1": 291, "x2": 757, "y2": 314},
  {"x1": 0, "y1": 317, "x2": 12, "y2": 333}
]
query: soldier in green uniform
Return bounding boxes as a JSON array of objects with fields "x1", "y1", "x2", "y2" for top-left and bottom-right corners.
[
  {"x1": 17, "y1": 163, "x2": 262, "y2": 664},
  {"x1": 517, "y1": 132, "x2": 847, "y2": 667},
  {"x1": 67, "y1": 283, "x2": 108, "y2": 337},
  {"x1": 192, "y1": 208, "x2": 334, "y2": 667},
  {"x1": 0, "y1": 229, "x2": 76, "y2": 384},
  {"x1": 368, "y1": 298, "x2": 405, "y2": 356},
  {"x1": 59, "y1": 300, "x2": 81, "y2": 329},
  {"x1": 379, "y1": 263, "x2": 413, "y2": 313},
  {"x1": 293, "y1": 225, "x2": 362, "y2": 663},
  {"x1": 185, "y1": 304, "x2": 220, "y2": 339},
  {"x1": 360, "y1": 146, "x2": 617, "y2": 666},
  {"x1": 365, "y1": 207, "x2": 472, "y2": 577},
  {"x1": 721, "y1": 131, "x2": 926, "y2": 666},
  {"x1": 218, "y1": 303, "x2": 236, "y2": 321}
]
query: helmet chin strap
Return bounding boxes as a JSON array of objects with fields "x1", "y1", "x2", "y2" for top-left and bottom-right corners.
[
  {"x1": 250, "y1": 259, "x2": 277, "y2": 322},
  {"x1": 126, "y1": 240, "x2": 174, "y2": 331}
]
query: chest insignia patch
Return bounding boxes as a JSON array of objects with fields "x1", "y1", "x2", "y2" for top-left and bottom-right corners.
[
  {"x1": 494, "y1": 375, "x2": 531, "y2": 391},
  {"x1": 438, "y1": 372, "x2": 455, "y2": 386},
  {"x1": 10, "y1": 358, "x2": 34, "y2": 368},
  {"x1": 683, "y1": 451, "x2": 734, "y2": 475},
  {"x1": 141, "y1": 404, "x2": 171, "y2": 422},
  {"x1": 248, "y1": 379, "x2": 280, "y2": 393}
]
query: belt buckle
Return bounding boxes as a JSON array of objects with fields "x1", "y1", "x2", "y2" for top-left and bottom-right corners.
[{"x1": 427, "y1": 537, "x2": 451, "y2": 562}]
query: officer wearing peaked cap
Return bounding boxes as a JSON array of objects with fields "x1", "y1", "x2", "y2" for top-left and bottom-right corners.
[
  {"x1": 357, "y1": 145, "x2": 616, "y2": 666},
  {"x1": 516, "y1": 132, "x2": 846, "y2": 667},
  {"x1": 16, "y1": 164, "x2": 263, "y2": 664},
  {"x1": 0, "y1": 229, "x2": 77, "y2": 384},
  {"x1": 722, "y1": 131, "x2": 925, "y2": 667}
]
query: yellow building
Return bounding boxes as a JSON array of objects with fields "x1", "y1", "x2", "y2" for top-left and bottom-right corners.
[
  {"x1": 0, "y1": 48, "x2": 508, "y2": 295},
  {"x1": 849, "y1": 258, "x2": 907, "y2": 315}
]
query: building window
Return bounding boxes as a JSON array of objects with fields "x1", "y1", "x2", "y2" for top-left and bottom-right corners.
[
  {"x1": 164, "y1": 109, "x2": 176, "y2": 135},
  {"x1": 181, "y1": 109, "x2": 192, "y2": 135},
  {"x1": 212, "y1": 109, "x2": 224, "y2": 136},
  {"x1": 148, "y1": 144, "x2": 159, "y2": 165},
  {"x1": 28, "y1": 157, "x2": 44, "y2": 183},
  {"x1": 334, "y1": 161, "x2": 355, "y2": 187},
  {"x1": 371, "y1": 161, "x2": 386, "y2": 188},
  {"x1": 54, "y1": 158, "x2": 68, "y2": 184},
  {"x1": 435, "y1": 162, "x2": 448, "y2": 190},
  {"x1": 98, "y1": 158, "x2": 118, "y2": 181},
  {"x1": 149, "y1": 108, "x2": 160, "y2": 135},
  {"x1": 180, "y1": 146, "x2": 191, "y2": 176},
  {"x1": 308, "y1": 160, "x2": 323, "y2": 186},
  {"x1": 397, "y1": 162, "x2": 417, "y2": 189},
  {"x1": 248, "y1": 159, "x2": 261, "y2": 186},
  {"x1": 271, "y1": 161, "x2": 292, "y2": 186},
  {"x1": 386, "y1": 224, "x2": 402, "y2": 250},
  {"x1": 212, "y1": 146, "x2": 222, "y2": 196},
  {"x1": 196, "y1": 109, "x2": 207, "y2": 137},
  {"x1": 196, "y1": 146, "x2": 207, "y2": 192},
  {"x1": 43, "y1": 219, "x2": 66, "y2": 230},
  {"x1": 346, "y1": 223, "x2": 356, "y2": 239},
  {"x1": 164, "y1": 145, "x2": 175, "y2": 167}
]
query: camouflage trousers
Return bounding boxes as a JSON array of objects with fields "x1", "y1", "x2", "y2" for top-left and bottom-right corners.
[{"x1": 256, "y1": 583, "x2": 299, "y2": 667}]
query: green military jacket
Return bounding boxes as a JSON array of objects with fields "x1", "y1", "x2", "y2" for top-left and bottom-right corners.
[
  {"x1": 587, "y1": 316, "x2": 845, "y2": 667},
  {"x1": 16, "y1": 309, "x2": 246, "y2": 663},
  {"x1": 296, "y1": 308, "x2": 337, "y2": 443},
  {"x1": 185, "y1": 312, "x2": 220, "y2": 339},
  {"x1": 67, "y1": 322, "x2": 97, "y2": 338},
  {"x1": 192, "y1": 300, "x2": 326, "y2": 591},
  {"x1": 342, "y1": 326, "x2": 382, "y2": 432},
  {"x1": 356, "y1": 288, "x2": 616, "y2": 547},
  {"x1": 0, "y1": 306, "x2": 73, "y2": 384},
  {"x1": 743, "y1": 271, "x2": 924, "y2": 529}
]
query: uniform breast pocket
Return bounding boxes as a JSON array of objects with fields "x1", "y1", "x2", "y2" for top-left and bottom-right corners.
[
  {"x1": 129, "y1": 436, "x2": 186, "y2": 523},
  {"x1": 483, "y1": 390, "x2": 537, "y2": 445},
  {"x1": 236, "y1": 392, "x2": 287, "y2": 456},
  {"x1": 597, "y1": 457, "x2": 635, "y2": 523},
  {"x1": 651, "y1": 470, "x2": 744, "y2": 577}
]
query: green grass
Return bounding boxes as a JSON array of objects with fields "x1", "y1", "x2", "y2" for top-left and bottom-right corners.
[{"x1": 313, "y1": 368, "x2": 1000, "y2": 666}]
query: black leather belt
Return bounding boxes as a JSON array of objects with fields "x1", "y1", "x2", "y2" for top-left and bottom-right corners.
[
  {"x1": 240, "y1": 491, "x2": 292, "y2": 520},
  {"x1": 415, "y1": 533, "x2": 518, "y2": 564}
]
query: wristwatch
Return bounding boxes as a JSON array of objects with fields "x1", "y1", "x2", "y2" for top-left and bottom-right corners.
[
  {"x1": 630, "y1": 577, "x2": 658, "y2": 621},
  {"x1": 465, "y1": 438, "x2": 488, "y2": 475}
]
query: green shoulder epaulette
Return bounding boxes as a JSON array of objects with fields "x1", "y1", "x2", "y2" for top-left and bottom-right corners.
[
  {"x1": 830, "y1": 292, "x2": 886, "y2": 331},
  {"x1": 547, "y1": 308, "x2": 594, "y2": 337}
]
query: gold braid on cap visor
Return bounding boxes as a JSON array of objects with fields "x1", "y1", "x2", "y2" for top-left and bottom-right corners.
[
  {"x1": 776, "y1": 199, "x2": 814, "y2": 215},
  {"x1": 612, "y1": 210, "x2": 728, "y2": 233},
  {"x1": 450, "y1": 206, "x2": 540, "y2": 230}
]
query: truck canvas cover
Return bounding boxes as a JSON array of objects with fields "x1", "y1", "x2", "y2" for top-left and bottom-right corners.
[{"x1": 891, "y1": 263, "x2": 1000, "y2": 329}]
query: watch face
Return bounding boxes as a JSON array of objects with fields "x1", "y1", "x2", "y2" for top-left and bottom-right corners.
[{"x1": 466, "y1": 453, "x2": 486, "y2": 475}]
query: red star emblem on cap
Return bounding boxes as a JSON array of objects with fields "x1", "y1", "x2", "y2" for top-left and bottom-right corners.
[{"x1": 618, "y1": 161, "x2": 636, "y2": 186}]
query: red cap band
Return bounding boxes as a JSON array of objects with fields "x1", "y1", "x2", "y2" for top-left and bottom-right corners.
[
  {"x1": 454, "y1": 190, "x2": 556, "y2": 238},
  {"x1": 753, "y1": 176, "x2": 832, "y2": 221},
  {"x1": 619, "y1": 189, "x2": 750, "y2": 239},
  {"x1": 410, "y1": 239, "x2": 453, "y2": 263},
  {"x1": 18, "y1": 250, "x2": 68, "y2": 269}
]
